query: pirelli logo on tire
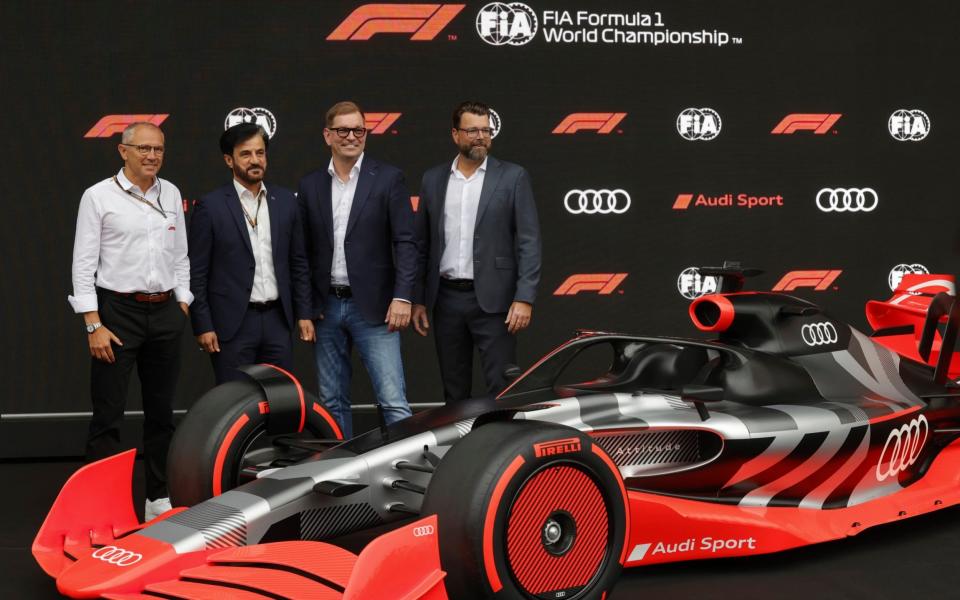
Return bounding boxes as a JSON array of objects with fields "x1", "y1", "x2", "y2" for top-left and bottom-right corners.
[{"x1": 533, "y1": 437, "x2": 582, "y2": 458}]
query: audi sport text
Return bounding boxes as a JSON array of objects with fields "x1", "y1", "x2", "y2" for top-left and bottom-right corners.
[{"x1": 673, "y1": 192, "x2": 784, "y2": 210}]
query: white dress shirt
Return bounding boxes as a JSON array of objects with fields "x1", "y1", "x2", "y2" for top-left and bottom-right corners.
[
  {"x1": 328, "y1": 153, "x2": 363, "y2": 286},
  {"x1": 440, "y1": 156, "x2": 487, "y2": 280},
  {"x1": 233, "y1": 179, "x2": 278, "y2": 303},
  {"x1": 68, "y1": 169, "x2": 192, "y2": 313}
]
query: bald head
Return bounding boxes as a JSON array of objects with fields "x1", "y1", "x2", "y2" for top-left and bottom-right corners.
[{"x1": 121, "y1": 122, "x2": 164, "y2": 145}]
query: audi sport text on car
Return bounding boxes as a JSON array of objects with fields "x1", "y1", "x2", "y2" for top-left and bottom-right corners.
[{"x1": 33, "y1": 266, "x2": 960, "y2": 599}]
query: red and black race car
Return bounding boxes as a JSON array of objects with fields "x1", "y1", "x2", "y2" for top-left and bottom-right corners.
[{"x1": 33, "y1": 267, "x2": 960, "y2": 599}]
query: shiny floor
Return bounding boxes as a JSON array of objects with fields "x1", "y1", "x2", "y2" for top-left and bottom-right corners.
[{"x1": 6, "y1": 458, "x2": 960, "y2": 599}]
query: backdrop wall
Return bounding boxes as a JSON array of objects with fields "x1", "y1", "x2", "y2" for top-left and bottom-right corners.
[{"x1": 2, "y1": 0, "x2": 957, "y2": 457}]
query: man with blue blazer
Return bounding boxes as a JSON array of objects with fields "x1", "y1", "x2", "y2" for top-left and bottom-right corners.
[
  {"x1": 412, "y1": 101, "x2": 542, "y2": 403},
  {"x1": 298, "y1": 101, "x2": 416, "y2": 438},
  {"x1": 189, "y1": 123, "x2": 314, "y2": 384}
]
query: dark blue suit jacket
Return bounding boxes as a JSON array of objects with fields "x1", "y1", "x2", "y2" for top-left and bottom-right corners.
[
  {"x1": 297, "y1": 156, "x2": 418, "y2": 323},
  {"x1": 189, "y1": 182, "x2": 311, "y2": 341}
]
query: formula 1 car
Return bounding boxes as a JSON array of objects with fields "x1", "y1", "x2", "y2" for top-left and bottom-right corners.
[{"x1": 34, "y1": 266, "x2": 960, "y2": 599}]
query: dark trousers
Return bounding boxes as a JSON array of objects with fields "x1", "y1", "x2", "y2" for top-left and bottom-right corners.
[
  {"x1": 88, "y1": 291, "x2": 184, "y2": 500},
  {"x1": 211, "y1": 303, "x2": 293, "y2": 384},
  {"x1": 433, "y1": 285, "x2": 516, "y2": 403}
]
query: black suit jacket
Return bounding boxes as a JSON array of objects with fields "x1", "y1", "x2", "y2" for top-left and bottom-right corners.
[
  {"x1": 415, "y1": 156, "x2": 541, "y2": 313},
  {"x1": 297, "y1": 156, "x2": 418, "y2": 323},
  {"x1": 188, "y1": 182, "x2": 311, "y2": 341}
]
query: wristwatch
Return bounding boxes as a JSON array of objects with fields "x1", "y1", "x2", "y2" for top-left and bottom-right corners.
[{"x1": 85, "y1": 322, "x2": 102, "y2": 334}]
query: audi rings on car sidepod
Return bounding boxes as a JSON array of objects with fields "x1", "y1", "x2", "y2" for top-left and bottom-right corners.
[
  {"x1": 91, "y1": 545, "x2": 143, "y2": 566},
  {"x1": 801, "y1": 322, "x2": 838, "y2": 346},
  {"x1": 564, "y1": 189, "x2": 631, "y2": 214},
  {"x1": 876, "y1": 415, "x2": 929, "y2": 482},
  {"x1": 816, "y1": 188, "x2": 878, "y2": 212}
]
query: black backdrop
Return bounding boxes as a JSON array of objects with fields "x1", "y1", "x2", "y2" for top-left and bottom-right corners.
[{"x1": 2, "y1": 0, "x2": 958, "y2": 457}]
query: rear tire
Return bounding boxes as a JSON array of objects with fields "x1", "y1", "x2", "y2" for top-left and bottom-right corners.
[
  {"x1": 422, "y1": 421, "x2": 629, "y2": 600},
  {"x1": 167, "y1": 375, "x2": 342, "y2": 507}
]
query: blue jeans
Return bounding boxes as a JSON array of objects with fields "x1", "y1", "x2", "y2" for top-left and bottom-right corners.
[{"x1": 314, "y1": 295, "x2": 412, "y2": 438}]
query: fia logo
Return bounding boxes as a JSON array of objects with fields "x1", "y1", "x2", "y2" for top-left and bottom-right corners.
[
  {"x1": 677, "y1": 108, "x2": 721, "y2": 141},
  {"x1": 677, "y1": 267, "x2": 718, "y2": 300},
  {"x1": 476, "y1": 2, "x2": 538, "y2": 45},
  {"x1": 888, "y1": 110, "x2": 930, "y2": 141}
]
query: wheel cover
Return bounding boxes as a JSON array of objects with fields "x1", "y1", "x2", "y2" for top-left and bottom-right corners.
[{"x1": 506, "y1": 464, "x2": 610, "y2": 598}]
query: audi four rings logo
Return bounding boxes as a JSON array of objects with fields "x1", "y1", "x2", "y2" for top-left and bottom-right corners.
[
  {"x1": 800, "y1": 322, "x2": 838, "y2": 346},
  {"x1": 815, "y1": 188, "x2": 878, "y2": 212},
  {"x1": 876, "y1": 415, "x2": 929, "y2": 482},
  {"x1": 92, "y1": 545, "x2": 142, "y2": 566},
  {"x1": 413, "y1": 525, "x2": 435, "y2": 537},
  {"x1": 677, "y1": 108, "x2": 721, "y2": 141},
  {"x1": 564, "y1": 189, "x2": 631, "y2": 214}
]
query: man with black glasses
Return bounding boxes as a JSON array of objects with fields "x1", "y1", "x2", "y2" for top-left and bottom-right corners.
[
  {"x1": 412, "y1": 101, "x2": 541, "y2": 403},
  {"x1": 298, "y1": 101, "x2": 417, "y2": 438},
  {"x1": 68, "y1": 121, "x2": 190, "y2": 521}
]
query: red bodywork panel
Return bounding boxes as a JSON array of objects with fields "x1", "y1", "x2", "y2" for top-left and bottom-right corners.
[
  {"x1": 866, "y1": 274, "x2": 960, "y2": 379},
  {"x1": 623, "y1": 436, "x2": 960, "y2": 565}
]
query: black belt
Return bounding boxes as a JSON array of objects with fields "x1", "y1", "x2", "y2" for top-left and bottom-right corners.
[
  {"x1": 330, "y1": 285, "x2": 352, "y2": 298},
  {"x1": 440, "y1": 278, "x2": 474, "y2": 291},
  {"x1": 248, "y1": 300, "x2": 278, "y2": 311}
]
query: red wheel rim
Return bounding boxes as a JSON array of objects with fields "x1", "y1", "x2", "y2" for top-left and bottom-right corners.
[{"x1": 506, "y1": 464, "x2": 610, "y2": 598}]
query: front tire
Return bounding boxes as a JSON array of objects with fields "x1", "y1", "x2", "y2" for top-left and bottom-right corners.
[
  {"x1": 422, "y1": 421, "x2": 629, "y2": 600},
  {"x1": 167, "y1": 371, "x2": 342, "y2": 507}
]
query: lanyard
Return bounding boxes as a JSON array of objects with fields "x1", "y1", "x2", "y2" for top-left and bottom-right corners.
[
  {"x1": 113, "y1": 176, "x2": 166, "y2": 218},
  {"x1": 240, "y1": 191, "x2": 264, "y2": 229}
]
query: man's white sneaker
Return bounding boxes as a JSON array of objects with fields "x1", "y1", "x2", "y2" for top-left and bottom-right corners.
[{"x1": 145, "y1": 497, "x2": 173, "y2": 521}]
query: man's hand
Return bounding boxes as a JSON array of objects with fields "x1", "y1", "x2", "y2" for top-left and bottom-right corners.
[
  {"x1": 179, "y1": 302, "x2": 189, "y2": 316},
  {"x1": 412, "y1": 304, "x2": 430, "y2": 336},
  {"x1": 197, "y1": 331, "x2": 220, "y2": 353},
  {"x1": 89, "y1": 326, "x2": 123, "y2": 363},
  {"x1": 298, "y1": 319, "x2": 316, "y2": 342},
  {"x1": 505, "y1": 301, "x2": 533, "y2": 334},
  {"x1": 385, "y1": 300, "x2": 411, "y2": 332}
]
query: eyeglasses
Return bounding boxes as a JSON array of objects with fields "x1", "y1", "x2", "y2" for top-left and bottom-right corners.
[
  {"x1": 327, "y1": 127, "x2": 368, "y2": 139},
  {"x1": 121, "y1": 143, "x2": 165, "y2": 156},
  {"x1": 456, "y1": 127, "x2": 495, "y2": 139}
]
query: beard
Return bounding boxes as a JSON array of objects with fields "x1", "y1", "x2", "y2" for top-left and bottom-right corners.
[
  {"x1": 235, "y1": 164, "x2": 264, "y2": 185},
  {"x1": 460, "y1": 142, "x2": 489, "y2": 162}
]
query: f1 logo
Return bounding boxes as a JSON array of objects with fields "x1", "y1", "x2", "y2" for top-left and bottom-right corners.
[
  {"x1": 85, "y1": 114, "x2": 169, "y2": 138},
  {"x1": 365, "y1": 112, "x2": 402, "y2": 134},
  {"x1": 771, "y1": 114, "x2": 841, "y2": 135},
  {"x1": 554, "y1": 274, "x2": 627, "y2": 296},
  {"x1": 552, "y1": 113, "x2": 627, "y2": 134},
  {"x1": 772, "y1": 270, "x2": 842, "y2": 291},
  {"x1": 327, "y1": 4, "x2": 465, "y2": 41}
]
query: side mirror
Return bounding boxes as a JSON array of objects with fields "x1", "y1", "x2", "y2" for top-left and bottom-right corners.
[
  {"x1": 681, "y1": 384, "x2": 725, "y2": 421},
  {"x1": 503, "y1": 364, "x2": 523, "y2": 383}
]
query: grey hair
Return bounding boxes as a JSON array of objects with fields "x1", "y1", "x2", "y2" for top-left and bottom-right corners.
[{"x1": 121, "y1": 121, "x2": 163, "y2": 144}]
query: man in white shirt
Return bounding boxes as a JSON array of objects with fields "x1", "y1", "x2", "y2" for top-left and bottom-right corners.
[
  {"x1": 189, "y1": 123, "x2": 314, "y2": 384},
  {"x1": 298, "y1": 101, "x2": 417, "y2": 438},
  {"x1": 68, "y1": 122, "x2": 191, "y2": 520},
  {"x1": 413, "y1": 101, "x2": 542, "y2": 402}
]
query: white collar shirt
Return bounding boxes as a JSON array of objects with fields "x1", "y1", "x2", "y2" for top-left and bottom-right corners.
[
  {"x1": 68, "y1": 168, "x2": 193, "y2": 313},
  {"x1": 328, "y1": 153, "x2": 364, "y2": 286},
  {"x1": 233, "y1": 179, "x2": 278, "y2": 302},
  {"x1": 439, "y1": 155, "x2": 487, "y2": 280}
]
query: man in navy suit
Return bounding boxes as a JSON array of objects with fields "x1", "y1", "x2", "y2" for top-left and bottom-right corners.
[
  {"x1": 412, "y1": 101, "x2": 542, "y2": 403},
  {"x1": 298, "y1": 101, "x2": 416, "y2": 438},
  {"x1": 189, "y1": 123, "x2": 314, "y2": 384}
]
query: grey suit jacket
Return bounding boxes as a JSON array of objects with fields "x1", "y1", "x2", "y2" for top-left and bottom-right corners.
[{"x1": 414, "y1": 156, "x2": 541, "y2": 313}]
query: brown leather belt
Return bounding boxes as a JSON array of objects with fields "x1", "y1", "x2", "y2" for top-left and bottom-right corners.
[{"x1": 109, "y1": 290, "x2": 173, "y2": 303}]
